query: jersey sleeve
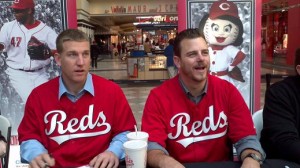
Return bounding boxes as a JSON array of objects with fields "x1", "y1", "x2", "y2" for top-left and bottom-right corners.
[
  {"x1": 141, "y1": 89, "x2": 168, "y2": 148},
  {"x1": 45, "y1": 26, "x2": 58, "y2": 50},
  {"x1": 18, "y1": 90, "x2": 46, "y2": 143},
  {"x1": 111, "y1": 84, "x2": 136, "y2": 135},
  {"x1": 226, "y1": 83, "x2": 256, "y2": 143}
]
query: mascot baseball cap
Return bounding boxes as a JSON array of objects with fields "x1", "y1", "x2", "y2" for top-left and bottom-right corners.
[
  {"x1": 10, "y1": 0, "x2": 35, "y2": 9},
  {"x1": 209, "y1": 0, "x2": 239, "y2": 19}
]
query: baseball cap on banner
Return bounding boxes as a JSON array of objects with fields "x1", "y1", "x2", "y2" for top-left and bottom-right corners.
[
  {"x1": 10, "y1": 0, "x2": 35, "y2": 9},
  {"x1": 209, "y1": 0, "x2": 239, "y2": 19}
]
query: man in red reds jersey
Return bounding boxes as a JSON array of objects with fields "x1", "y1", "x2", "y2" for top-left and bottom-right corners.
[
  {"x1": 0, "y1": 0, "x2": 57, "y2": 103},
  {"x1": 18, "y1": 29, "x2": 136, "y2": 168},
  {"x1": 141, "y1": 28, "x2": 265, "y2": 168}
]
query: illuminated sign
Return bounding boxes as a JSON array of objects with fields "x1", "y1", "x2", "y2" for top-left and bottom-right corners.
[
  {"x1": 106, "y1": 4, "x2": 177, "y2": 14},
  {"x1": 134, "y1": 15, "x2": 178, "y2": 25}
]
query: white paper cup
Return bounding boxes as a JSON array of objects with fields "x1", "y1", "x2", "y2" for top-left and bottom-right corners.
[
  {"x1": 126, "y1": 131, "x2": 149, "y2": 142},
  {"x1": 123, "y1": 140, "x2": 147, "y2": 168}
]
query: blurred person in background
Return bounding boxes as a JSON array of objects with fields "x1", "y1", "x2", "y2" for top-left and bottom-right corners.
[
  {"x1": 260, "y1": 48, "x2": 300, "y2": 164},
  {"x1": 164, "y1": 38, "x2": 177, "y2": 77},
  {"x1": 90, "y1": 41, "x2": 100, "y2": 69},
  {"x1": 117, "y1": 42, "x2": 122, "y2": 56},
  {"x1": 144, "y1": 37, "x2": 152, "y2": 54}
]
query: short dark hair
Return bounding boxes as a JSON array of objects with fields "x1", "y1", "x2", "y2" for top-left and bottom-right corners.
[
  {"x1": 295, "y1": 48, "x2": 300, "y2": 74},
  {"x1": 168, "y1": 38, "x2": 174, "y2": 45},
  {"x1": 173, "y1": 28, "x2": 206, "y2": 57},
  {"x1": 56, "y1": 29, "x2": 89, "y2": 53}
]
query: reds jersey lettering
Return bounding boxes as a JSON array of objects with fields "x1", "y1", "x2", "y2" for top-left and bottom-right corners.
[
  {"x1": 168, "y1": 105, "x2": 228, "y2": 147},
  {"x1": 44, "y1": 105, "x2": 111, "y2": 144},
  {"x1": 10, "y1": 37, "x2": 22, "y2": 47}
]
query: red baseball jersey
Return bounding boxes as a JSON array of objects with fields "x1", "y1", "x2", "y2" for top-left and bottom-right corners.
[
  {"x1": 142, "y1": 75, "x2": 256, "y2": 163},
  {"x1": 18, "y1": 74, "x2": 136, "y2": 167}
]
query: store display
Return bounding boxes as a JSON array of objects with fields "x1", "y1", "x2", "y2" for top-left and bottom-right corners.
[
  {"x1": 149, "y1": 56, "x2": 167, "y2": 69},
  {"x1": 127, "y1": 55, "x2": 168, "y2": 80}
]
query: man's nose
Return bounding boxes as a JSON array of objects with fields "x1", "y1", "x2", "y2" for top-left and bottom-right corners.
[
  {"x1": 196, "y1": 52, "x2": 205, "y2": 61},
  {"x1": 77, "y1": 55, "x2": 84, "y2": 65}
]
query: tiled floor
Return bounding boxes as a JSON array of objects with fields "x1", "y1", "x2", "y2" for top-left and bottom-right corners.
[
  {"x1": 121, "y1": 86, "x2": 152, "y2": 129},
  {"x1": 91, "y1": 55, "x2": 295, "y2": 129}
]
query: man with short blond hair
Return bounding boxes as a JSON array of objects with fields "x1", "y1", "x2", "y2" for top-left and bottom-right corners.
[{"x1": 18, "y1": 29, "x2": 136, "y2": 168}]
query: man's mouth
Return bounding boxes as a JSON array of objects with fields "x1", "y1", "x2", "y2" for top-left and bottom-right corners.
[
  {"x1": 75, "y1": 69, "x2": 84, "y2": 73},
  {"x1": 195, "y1": 66, "x2": 205, "y2": 71}
]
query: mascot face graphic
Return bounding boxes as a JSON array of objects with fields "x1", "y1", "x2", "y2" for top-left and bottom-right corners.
[
  {"x1": 198, "y1": 0, "x2": 245, "y2": 83},
  {"x1": 204, "y1": 18, "x2": 239, "y2": 46}
]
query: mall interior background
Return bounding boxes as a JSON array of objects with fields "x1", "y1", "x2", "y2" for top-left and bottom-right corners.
[
  {"x1": 77, "y1": 0, "x2": 300, "y2": 67},
  {"x1": 76, "y1": 0, "x2": 299, "y2": 110},
  {"x1": 0, "y1": 1, "x2": 299, "y2": 166}
]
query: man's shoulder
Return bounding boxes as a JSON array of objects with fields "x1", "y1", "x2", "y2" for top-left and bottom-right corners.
[
  {"x1": 208, "y1": 75, "x2": 237, "y2": 91},
  {"x1": 34, "y1": 77, "x2": 59, "y2": 92},
  {"x1": 91, "y1": 74, "x2": 119, "y2": 88},
  {"x1": 209, "y1": 75, "x2": 232, "y2": 85},
  {"x1": 2, "y1": 20, "x2": 17, "y2": 28},
  {"x1": 151, "y1": 77, "x2": 178, "y2": 94},
  {"x1": 36, "y1": 20, "x2": 50, "y2": 28},
  {"x1": 270, "y1": 76, "x2": 300, "y2": 91},
  {"x1": 91, "y1": 73, "x2": 109, "y2": 81},
  {"x1": 28, "y1": 77, "x2": 59, "y2": 100}
]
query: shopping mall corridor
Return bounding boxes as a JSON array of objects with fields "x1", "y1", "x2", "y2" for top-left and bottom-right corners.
[{"x1": 90, "y1": 55, "x2": 295, "y2": 129}]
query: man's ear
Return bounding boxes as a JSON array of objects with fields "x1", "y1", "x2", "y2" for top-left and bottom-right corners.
[
  {"x1": 54, "y1": 53, "x2": 61, "y2": 66},
  {"x1": 173, "y1": 55, "x2": 180, "y2": 69},
  {"x1": 296, "y1": 65, "x2": 300, "y2": 75}
]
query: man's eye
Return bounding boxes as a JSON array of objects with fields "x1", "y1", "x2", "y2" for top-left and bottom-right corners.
[
  {"x1": 188, "y1": 53, "x2": 197, "y2": 57},
  {"x1": 201, "y1": 50, "x2": 209, "y2": 56},
  {"x1": 68, "y1": 53, "x2": 77, "y2": 57}
]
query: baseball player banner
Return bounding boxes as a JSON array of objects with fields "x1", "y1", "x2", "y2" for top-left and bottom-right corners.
[
  {"x1": 0, "y1": 0, "x2": 67, "y2": 140},
  {"x1": 187, "y1": 0, "x2": 254, "y2": 109}
]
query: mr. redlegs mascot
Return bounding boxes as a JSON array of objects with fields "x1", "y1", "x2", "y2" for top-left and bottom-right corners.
[{"x1": 199, "y1": 0, "x2": 245, "y2": 82}]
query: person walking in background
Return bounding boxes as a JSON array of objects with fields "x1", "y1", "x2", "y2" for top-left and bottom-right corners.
[
  {"x1": 90, "y1": 41, "x2": 100, "y2": 69},
  {"x1": 117, "y1": 42, "x2": 122, "y2": 56},
  {"x1": 141, "y1": 29, "x2": 265, "y2": 168},
  {"x1": 18, "y1": 29, "x2": 136, "y2": 168},
  {"x1": 164, "y1": 38, "x2": 177, "y2": 78},
  {"x1": 164, "y1": 38, "x2": 175, "y2": 67},
  {"x1": 260, "y1": 48, "x2": 300, "y2": 164},
  {"x1": 121, "y1": 41, "x2": 126, "y2": 54},
  {"x1": 144, "y1": 37, "x2": 152, "y2": 54},
  {"x1": 0, "y1": 0, "x2": 57, "y2": 103},
  {"x1": 111, "y1": 43, "x2": 118, "y2": 58}
]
